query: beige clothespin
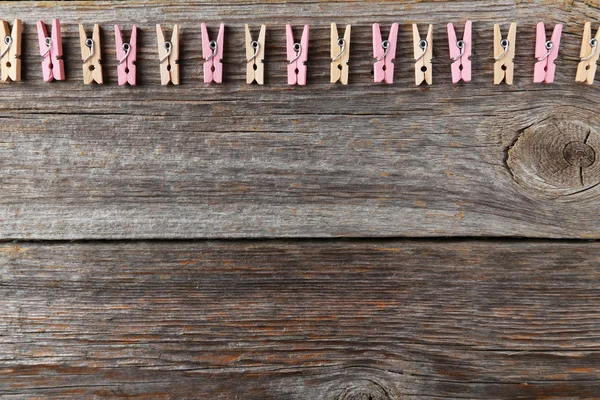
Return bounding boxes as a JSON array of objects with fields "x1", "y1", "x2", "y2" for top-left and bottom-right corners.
[
  {"x1": 576, "y1": 22, "x2": 600, "y2": 85},
  {"x1": 0, "y1": 19, "x2": 22, "y2": 82},
  {"x1": 79, "y1": 24, "x2": 103, "y2": 84},
  {"x1": 245, "y1": 24, "x2": 266, "y2": 84},
  {"x1": 413, "y1": 24, "x2": 433, "y2": 85},
  {"x1": 156, "y1": 24, "x2": 179, "y2": 85},
  {"x1": 494, "y1": 23, "x2": 517, "y2": 85},
  {"x1": 330, "y1": 23, "x2": 350, "y2": 84}
]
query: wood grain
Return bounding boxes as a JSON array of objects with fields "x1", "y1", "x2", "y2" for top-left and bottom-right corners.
[
  {"x1": 4, "y1": 3, "x2": 599, "y2": 398},
  {"x1": 508, "y1": 119, "x2": 600, "y2": 197},
  {"x1": 1, "y1": 240, "x2": 600, "y2": 399},
  {"x1": 0, "y1": 1, "x2": 600, "y2": 239}
]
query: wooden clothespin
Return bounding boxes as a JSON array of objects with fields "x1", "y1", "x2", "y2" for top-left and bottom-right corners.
[
  {"x1": 201, "y1": 23, "x2": 224, "y2": 84},
  {"x1": 372, "y1": 23, "x2": 398, "y2": 84},
  {"x1": 115, "y1": 25, "x2": 137, "y2": 86},
  {"x1": 447, "y1": 21, "x2": 472, "y2": 83},
  {"x1": 493, "y1": 23, "x2": 517, "y2": 85},
  {"x1": 156, "y1": 24, "x2": 179, "y2": 85},
  {"x1": 245, "y1": 24, "x2": 266, "y2": 85},
  {"x1": 0, "y1": 19, "x2": 22, "y2": 82},
  {"x1": 330, "y1": 23, "x2": 350, "y2": 85},
  {"x1": 79, "y1": 24, "x2": 103, "y2": 84},
  {"x1": 576, "y1": 22, "x2": 600, "y2": 85},
  {"x1": 534, "y1": 22, "x2": 562, "y2": 84},
  {"x1": 413, "y1": 24, "x2": 433, "y2": 85},
  {"x1": 37, "y1": 19, "x2": 64, "y2": 82},
  {"x1": 286, "y1": 24, "x2": 309, "y2": 85}
]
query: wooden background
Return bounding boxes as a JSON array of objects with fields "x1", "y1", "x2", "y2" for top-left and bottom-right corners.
[{"x1": 1, "y1": 0, "x2": 600, "y2": 398}]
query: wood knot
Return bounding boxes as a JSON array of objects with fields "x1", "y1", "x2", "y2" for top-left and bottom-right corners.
[
  {"x1": 563, "y1": 142, "x2": 595, "y2": 168},
  {"x1": 338, "y1": 381, "x2": 393, "y2": 400},
  {"x1": 507, "y1": 119, "x2": 600, "y2": 197}
]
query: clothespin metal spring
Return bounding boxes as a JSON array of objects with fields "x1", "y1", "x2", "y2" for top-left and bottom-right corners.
[
  {"x1": 83, "y1": 37, "x2": 94, "y2": 63},
  {"x1": 119, "y1": 42, "x2": 131, "y2": 64},
  {"x1": 452, "y1": 40, "x2": 465, "y2": 62},
  {"x1": 289, "y1": 42, "x2": 302, "y2": 64},
  {"x1": 0, "y1": 35, "x2": 12, "y2": 59},
  {"x1": 332, "y1": 37, "x2": 345, "y2": 62},
  {"x1": 41, "y1": 37, "x2": 52, "y2": 57},
  {"x1": 160, "y1": 41, "x2": 172, "y2": 63},
  {"x1": 415, "y1": 39, "x2": 428, "y2": 62},
  {"x1": 377, "y1": 40, "x2": 390, "y2": 61},
  {"x1": 495, "y1": 38, "x2": 510, "y2": 61},
  {"x1": 538, "y1": 40, "x2": 553, "y2": 62},
  {"x1": 582, "y1": 38, "x2": 598, "y2": 62},
  {"x1": 247, "y1": 40, "x2": 260, "y2": 63},
  {"x1": 206, "y1": 40, "x2": 218, "y2": 61}
]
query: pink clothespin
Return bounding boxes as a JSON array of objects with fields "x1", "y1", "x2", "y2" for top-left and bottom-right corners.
[
  {"x1": 286, "y1": 24, "x2": 309, "y2": 85},
  {"x1": 37, "y1": 19, "x2": 64, "y2": 82},
  {"x1": 447, "y1": 21, "x2": 472, "y2": 83},
  {"x1": 115, "y1": 25, "x2": 137, "y2": 86},
  {"x1": 534, "y1": 22, "x2": 562, "y2": 83},
  {"x1": 372, "y1": 23, "x2": 398, "y2": 84},
  {"x1": 201, "y1": 23, "x2": 224, "y2": 84}
]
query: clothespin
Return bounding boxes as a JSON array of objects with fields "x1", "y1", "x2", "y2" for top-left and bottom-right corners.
[
  {"x1": 79, "y1": 24, "x2": 103, "y2": 84},
  {"x1": 245, "y1": 24, "x2": 266, "y2": 84},
  {"x1": 576, "y1": 22, "x2": 600, "y2": 85},
  {"x1": 493, "y1": 23, "x2": 517, "y2": 85},
  {"x1": 447, "y1": 21, "x2": 472, "y2": 83},
  {"x1": 372, "y1": 23, "x2": 398, "y2": 84},
  {"x1": 286, "y1": 24, "x2": 309, "y2": 85},
  {"x1": 115, "y1": 25, "x2": 137, "y2": 86},
  {"x1": 201, "y1": 23, "x2": 224, "y2": 84},
  {"x1": 0, "y1": 19, "x2": 22, "y2": 82},
  {"x1": 330, "y1": 23, "x2": 351, "y2": 85},
  {"x1": 37, "y1": 19, "x2": 64, "y2": 82},
  {"x1": 533, "y1": 22, "x2": 562, "y2": 84},
  {"x1": 413, "y1": 24, "x2": 433, "y2": 85},
  {"x1": 156, "y1": 24, "x2": 179, "y2": 85}
]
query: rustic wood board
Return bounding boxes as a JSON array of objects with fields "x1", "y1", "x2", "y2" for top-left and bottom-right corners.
[
  {"x1": 1, "y1": 240, "x2": 599, "y2": 399},
  {"x1": 3, "y1": 2, "x2": 600, "y2": 399},
  {"x1": 1, "y1": 1, "x2": 600, "y2": 239}
]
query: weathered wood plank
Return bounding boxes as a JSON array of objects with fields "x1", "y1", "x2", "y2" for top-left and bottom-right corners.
[
  {"x1": 0, "y1": 240, "x2": 600, "y2": 399},
  {"x1": 1, "y1": 1, "x2": 600, "y2": 239}
]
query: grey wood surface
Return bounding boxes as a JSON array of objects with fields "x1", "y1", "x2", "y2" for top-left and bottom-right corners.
[
  {"x1": 3, "y1": 2, "x2": 600, "y2": 399},
  {"x1": 1, "y1": 240, "x2": 600, "y2": 399},
  {"x1": 1, "y1": 0, "x2": 599, "y2": 239}
]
